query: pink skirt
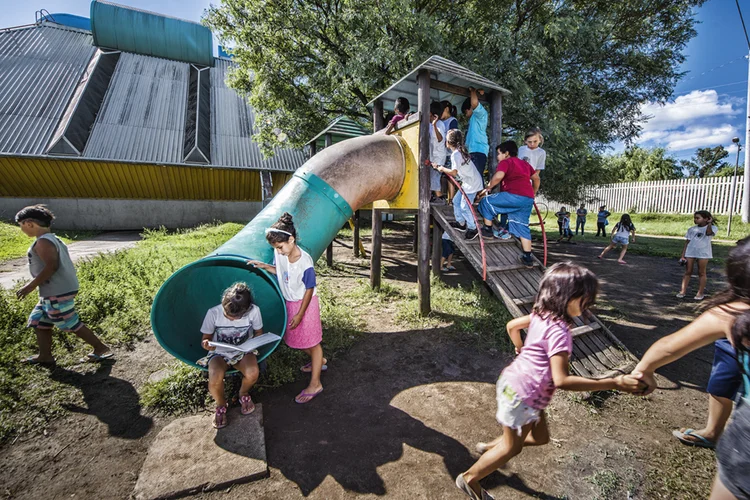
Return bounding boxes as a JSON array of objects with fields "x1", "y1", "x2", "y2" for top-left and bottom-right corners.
[{"x1": 284, "y1": 295, "x2": 323, "y2": 349}]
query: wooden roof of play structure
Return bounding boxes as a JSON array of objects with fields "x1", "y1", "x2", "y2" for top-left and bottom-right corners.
[{"x1": 367, "y1": 55, "x2": 511, "y2": 110}]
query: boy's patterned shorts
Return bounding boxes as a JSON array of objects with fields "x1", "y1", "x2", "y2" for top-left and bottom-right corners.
[{"x1": 27, "y1": 292, "x2": 83, "y2": 332}]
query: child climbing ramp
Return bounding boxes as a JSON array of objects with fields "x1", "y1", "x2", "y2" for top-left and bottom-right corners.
[{"x1": 247, "y1": 213, "x2": 326, "y2": 404}]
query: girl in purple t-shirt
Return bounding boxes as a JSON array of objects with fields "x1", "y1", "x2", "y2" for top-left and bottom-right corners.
[{"x1": 456, "y1": 262, "x2": 643, "y2": 500}]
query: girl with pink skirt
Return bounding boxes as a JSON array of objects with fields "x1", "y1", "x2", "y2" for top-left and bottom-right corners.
[{"x1": 248, "y1": 212, "x2": 325, "y2": 404}]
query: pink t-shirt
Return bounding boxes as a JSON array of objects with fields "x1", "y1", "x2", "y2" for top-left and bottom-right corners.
[{"x1": 501, "y1": 314, "x2": 573, "y2": 410}]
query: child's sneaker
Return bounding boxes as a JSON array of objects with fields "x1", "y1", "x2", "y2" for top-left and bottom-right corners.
[
  {"x1": 480, "y1": 226, "x2": 494, "y2": 238},
  {"x1": 520, "y1": 254, "x2": 535, "y2": 268},
  {"x1": 450, "y1": 221, "x2": 467, "y2": 230},
  {"x1": 497, "y1": 230, "x2": 511, "y2": 240},
  {"x1": 465, "y1": 228, "x2": 479, "y2": 240}
]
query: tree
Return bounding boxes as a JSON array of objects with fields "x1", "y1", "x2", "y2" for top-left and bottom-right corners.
[
  {"x1": 680, "y1": 146, "x2": 730, "y2": 178},
  {"x1": 204, "y1": 0, "x2": 701, "y2": 203},
  {"x1": 603, "y1": 146, "x2": 683, "y2": 182}
]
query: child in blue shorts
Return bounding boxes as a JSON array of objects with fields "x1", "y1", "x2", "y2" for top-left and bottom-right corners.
[
  {"x1": 440, "y1": 231, "x2": 455, "y2": 271},
  {"x1": 15, "y1": 205, "x2": 112, "y2": 365}
]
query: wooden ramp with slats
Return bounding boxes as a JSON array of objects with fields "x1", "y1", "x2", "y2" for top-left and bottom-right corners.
[{"x1": 431, "y1": 204, "x2": 636, "y2": 378}]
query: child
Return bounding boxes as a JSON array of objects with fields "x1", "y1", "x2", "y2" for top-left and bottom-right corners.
[
  {"x1": 247, "y1": 213, "x2": 325, "y2": 404},
  {"x1": 440, "y1": 100, "x2": 459, "y2": 202},
  {"x1": 441, "y1": 230, "x2": 456, "y2": 271},
  {"x1": 198, "y1": 283, "x2": 262, "y2": 428},
  {"x1": 455, "y1": 262, "x2": 642, "y2": 499},
  {"x1": 434, "y1": 129, "x2": 484, "y2": 241},
  {"x1": 598, "y1": 213, "x2": 636, "y2": 264},
  {"x1": 429, "y1": 101, "x2": 447, "y2": 205},
  {"x1": 575, "y1": 204, "x2": 587, "y2": 235},
  {"x1": 629, "y1": 237, "x2": 750, "y2": 500},
  {"x1": 554, "y1": 207, "x2": 569, "y2": 235},
  {"x1": 596, "y1": 205, "x2": 610, "y2": 236},
  {"x1": 384, "y1": 97, "x2": 410, "y2": 135},
  {"x1": 517, "y1": 127, "x2": 547, "y2": 171},
  {"x1": 15, "y1": 205, "x2": 112, "y2": 365},
  {"x1": 677, "y1": 210, "x2": 717, "y2": 301},
  {"x1": 461, "y1": 87, "x2": 489, "y2": 181},
  {"x1": 557, "y1": 213, "x2": 573, "y2": 243}
]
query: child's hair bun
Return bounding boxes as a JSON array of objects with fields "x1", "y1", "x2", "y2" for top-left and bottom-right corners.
[{"x1": 279, "y1": 212, "x2": 294, "y2": 226}]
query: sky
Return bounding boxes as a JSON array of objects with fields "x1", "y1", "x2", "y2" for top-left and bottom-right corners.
[{"x1": 3, "y1": 0, "x2": 749, "y2": 163}]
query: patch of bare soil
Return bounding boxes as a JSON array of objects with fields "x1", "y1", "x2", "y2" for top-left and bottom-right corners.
[{"x1": 0, "y1": 224, "x2": 720, "y2": 499}]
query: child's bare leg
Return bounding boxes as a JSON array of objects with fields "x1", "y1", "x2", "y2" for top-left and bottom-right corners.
[
  {"x1": 237, "y1": 355, "x2": 260, "y2": 396},
  {"x1": 523, "y1": 413, "x2": 549, "y2": 446},
  {"x1": 681, "y1": 258, "x2": 695, "y2": 295},
  {"x1": 208, "y1": 356, "x2": 229, "y2": 407},
  {"x1": 304, "y1": 344, "x2": 324, "y2": 391},
  {"x1": 618, "y1": 244, "x2": 628, "y2": 262},
  {"x1": 599, "y1": 244, "x2": 614, "y2": 257},
  {"x1": 34, "y1": 327, "x2": 55, "y2": 362},
  {"x1": 709, "y1": 474, "x2": 738, "y2": 500},
  {"x1": 73, "y1": 324, "x2": 110, "y2": 355},
  {"x1": 697, "y1": 259, "x2": 709, "y2": 296},
  {"x1": 446, "y1": 254, "x2": 453, "y2": 267},
  {"x1": 463, "y1": 424, "x2": 531, "y2": 495}
]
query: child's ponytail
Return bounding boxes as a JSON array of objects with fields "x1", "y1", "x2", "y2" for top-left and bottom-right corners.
[{"x1": 446, "y1": 129, "x2": 470, "y2": 164}]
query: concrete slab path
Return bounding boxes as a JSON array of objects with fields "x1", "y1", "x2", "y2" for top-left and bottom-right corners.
[{"x1": 0, "y1": 231, "x2": 141, "y2": 290}]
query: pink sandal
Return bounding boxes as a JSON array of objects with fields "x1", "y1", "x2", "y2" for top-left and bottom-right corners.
[
  {"x1": 213, "y1": 405, "x2": 228, "y2": 429},
  {"x1": 239, "y1": 395, "x2": 255, "y2": 415},
  {"x1": 295, "y1": 387, "x2": 323, "y2": 404}
]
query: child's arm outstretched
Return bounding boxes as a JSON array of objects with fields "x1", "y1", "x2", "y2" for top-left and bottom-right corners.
[
  {"x1": 506, "y1": 315, "x2": 531, "y2": 354},
  {"x1": 247, "y1": 260, "x2": 276, "y2": 275},
  {"x1": 550, "y1": 353, "x2": 642, "y2": 393}
]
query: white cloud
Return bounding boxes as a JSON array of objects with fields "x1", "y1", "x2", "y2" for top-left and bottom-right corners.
[
  {"x1": 664, "y1": 124, "x2": 736, "y2": 151},
  {"x1": 640, "y1": 90, "x2": 736, "y2": 131}
]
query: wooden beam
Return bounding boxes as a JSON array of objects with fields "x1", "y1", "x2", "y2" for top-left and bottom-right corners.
[
  {"x1": 430, "y1": 79, "x2": 489, "y2": 102},
  {"x1": 373, "y1": 99, "x2": 385, "y2": 132},
  {"x1": 490, "y1": 91, "x2": 503, "y2": 165},
  {"x1": 310, "y1": 141, "x2": 317, "y2": 156},
  {"x1": 417, "y1": 68, "x2": 432, "y2": 316},
  {"x1": 326, "y1": 242, "x2": 333, "y2": 267},
  {"x1": 431, "y1": 216, "x2": 442, "y2": 276},
  {"x1": 260, "y1": 170, "x2": 273, "y2": 205},
  {"x1": 370, "y1": 208, "x2": 382, "y2": 289},
  {"x1": 324, "y1": 133, "x2": 332, "y2": 149},
  {"x1": 353, "y1": 209, "x2": 360, "y2": 258}
]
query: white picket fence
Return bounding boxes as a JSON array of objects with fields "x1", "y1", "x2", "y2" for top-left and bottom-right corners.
[{"x1": 537, "y1": 176, "x2": 745, "y2": 215}]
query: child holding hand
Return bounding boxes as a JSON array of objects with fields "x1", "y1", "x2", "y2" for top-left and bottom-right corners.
[
  {"x1": 248, "y1": 213, "x2": 325, "y2": 404},
  {"x1": 455, "y1": 262, "x2": 643, "y2": 500},
  {"x1": 198, "y1": 283, "x2": 262, "y2": 429},
  {"x1": 677, "y1": 210, "x2": 717, "y2": 301}
]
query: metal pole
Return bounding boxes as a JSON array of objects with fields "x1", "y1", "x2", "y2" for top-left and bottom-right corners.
[
  {"x1": 741, "y1": 52, "x2": 750, "y2": 222},
  {"x1": 729, "y1": 141, "x2": 742, "y2": 237}
]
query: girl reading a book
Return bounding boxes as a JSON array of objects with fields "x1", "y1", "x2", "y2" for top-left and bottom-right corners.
[{"x1": 198, "y1": 282, "x2": 263, "y2": 429}]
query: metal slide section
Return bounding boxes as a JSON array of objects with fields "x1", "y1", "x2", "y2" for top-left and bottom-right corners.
[{"x1": 151, "y1": 134, "x2": 407, "y2": 369}]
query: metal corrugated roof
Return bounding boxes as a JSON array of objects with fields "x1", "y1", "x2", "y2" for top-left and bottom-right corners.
[
  {"x1": 83, "y1": 52, "x2": 188, "y2": 163},
  {"x1": 0, "y1": 25, "x2": 95, "y2": 155},
  {"x1": 307, "y1": 116, "x2": 369, "y2": 145},
  {"x1": 211, "y1": 58, "x2": 306, "y2": 171},
  {"x1": 367, "y1": 55, "x2": 511, "y2": 109}
]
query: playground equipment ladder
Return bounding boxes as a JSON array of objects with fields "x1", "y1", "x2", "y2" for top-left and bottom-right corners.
[{"x1": 431, "y1": 203, "x2": 637, "y2": 379}]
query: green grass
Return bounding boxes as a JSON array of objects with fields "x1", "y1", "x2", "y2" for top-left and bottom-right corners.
[{"x1": 0, "y1": 221, "x2": 98, "y2": 263}]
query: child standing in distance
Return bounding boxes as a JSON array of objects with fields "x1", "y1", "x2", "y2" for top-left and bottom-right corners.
[
  {"x1": 247, "y1": 213, "x2": 325, "y2": 404},
  {"x1": 596, "y1": 205, "x2": 611, "y2": 236},
  {"x1": 677, "y1": 210, "x2": 718, "y2": 301},
  {"x1": 384, "y1": 97, "x2": 410, "y2": 135},
  {"x1": 15, "y1": 205, "x2": 112, "y2": 365},
  {"x1": 518, "y1": 127, "x2": 547, "y2": 173},
  {"x1": 461, "y1": 87, "x2": 489, "y2": 181},
  {"x1": 440, "y1": 231, "x2": 456, "y2": 272},
  {"x1": 598, "y1": 213, "x2": 636, "y2": 264},
  {"x1": 434, "y1": 130, "x2": 484, "y2": 240},
  {"x1": 558, "y1": 213, "x2": 573, "y2": 243},
  {"x1": 554, "y1": 207, "x2": 569, "y2": 236},
  {"x1": 455, "y1": 262, "x2": 642, "y2": 500},
  {"x1": 575, "y1": 204, "x2": 588, "y2": 235},
  {"x1": 440, "y1": 100, "x2": 459, "y2": 202},
  {"x1": 198, "y1": 283, "x2": 262, "y2": 429},
  {"x1": 429, "y1": 101, "x2": 448, "y2": 205}
]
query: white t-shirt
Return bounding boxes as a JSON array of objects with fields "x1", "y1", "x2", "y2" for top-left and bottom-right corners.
[
  {"x1": 200, "y1": 304, "x2": 263, "y2": 358},
  {"x1": 685, "y1": 224, "x2": 718, "y2": 259},
  {"x1": 442, "y1": 231, "x2": 452, "y2": 241},
  {"x1": 518, "y1": 146, "x2": 546, "y2": 171},
  {"x1": 429, "y1": 120, "x2": 447, "y2": 165},
  {"x1": 450, "y1": 150, "x2": 483, "y2": 194},
  {"x1": 274, "y1": 248, "x2": 317, "y2": 302}
]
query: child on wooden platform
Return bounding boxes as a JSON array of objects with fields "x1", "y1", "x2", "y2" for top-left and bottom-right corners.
[
  {"x1": 198, "y1": 283, "x2": 263, "y2": 429},
  {"x1": 384, "y1": 97, "x2": 410, "y2": 135},
  {"x1": 429, "y1": 101, "x2": 448, "y2": 205},
  {"x1": 440, "y1": 100, "x2": 459, "y2": 203},
  {"x1": 455, "y1": 262, "x2": 643, "y2": 500},
  {"x1": 677, "y1": 210, "x2": 717, "y2": 301},
  {"x1": 248, "y1": 213, "x2": 325, "y2": 404},
  {"x1": 597, "y1": 213, "x2": 636, "y2": 264},
  {"x1": 15, "y1": 205, "x2": 112, "y2": 366}
]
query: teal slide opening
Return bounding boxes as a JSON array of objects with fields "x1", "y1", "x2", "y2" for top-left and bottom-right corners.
[{"x1": 150, "y1": 255, "x2": 286, "y2": 370}]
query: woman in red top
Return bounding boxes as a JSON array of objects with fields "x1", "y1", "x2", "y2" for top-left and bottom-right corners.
[{"x1": 478, "y1": 141, "x2": 541, "y2": 268}]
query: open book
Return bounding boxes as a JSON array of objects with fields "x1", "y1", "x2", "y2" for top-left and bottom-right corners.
[{"x1": 208, "y1": 333, "x2": 281, "y2": 353}]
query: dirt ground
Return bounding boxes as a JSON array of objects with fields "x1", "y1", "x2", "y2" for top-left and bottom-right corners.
[{"x1": 0, "y1": 223, "x2": 724, "y2": 499}]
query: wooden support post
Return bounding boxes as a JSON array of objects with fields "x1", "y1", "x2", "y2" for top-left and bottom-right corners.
[
  {"x1": 325, "y1": 133, "x2": 332, "y2": 149},
  {"x1": 431, "y1": 216, "x2": 442, "y2": 276},
  {"x1": 309, "y1": 141, "x2": 317, "y2": 157},
  {"x1": 353, "y1": 209, "x2": 360, "y2": 258},
  {"x1": 370, "y1": 208, "x2": 382, "y2": 289},
  {"x1": 326, "y1": 242, "x2": 333, "y2": 267},
  {"x1": 412, "y1": 214, "x2": 418, "y2": 253},
  {"x1": 490, "y1": 91, "x2": 503, "y2": 173},
  {"x1": 260, "y1": 170, "x2": 273, "y2": 206},
  {"x1": 417, "y1": 68, "x2": 431, "y2": 316},
  {"x1": 373, "y1": 99, "x2": 385, "y2": 132}
]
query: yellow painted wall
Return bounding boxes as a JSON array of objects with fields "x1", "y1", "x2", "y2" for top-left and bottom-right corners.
[{"x1": 372, "y1": 120, "x2": 420, "y2": 210}]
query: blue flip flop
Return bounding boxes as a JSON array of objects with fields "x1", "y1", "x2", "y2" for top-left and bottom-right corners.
[{"x1": 672, "y1": 428, "x2": 716, "y2": 449}]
